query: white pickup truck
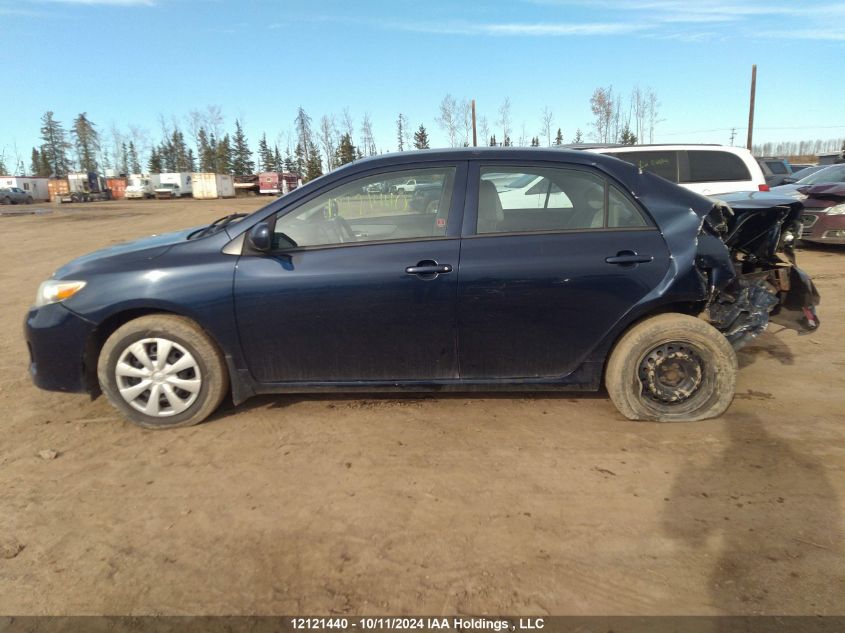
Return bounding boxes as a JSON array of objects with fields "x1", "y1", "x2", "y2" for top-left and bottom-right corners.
[{"x1": 391, "y1": 178, "x2": 418, "y2": 194}]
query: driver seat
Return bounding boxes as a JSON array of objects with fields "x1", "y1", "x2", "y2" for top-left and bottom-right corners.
[{"x1": 477, "y1": 180, "x2": 504, "y2": 233}]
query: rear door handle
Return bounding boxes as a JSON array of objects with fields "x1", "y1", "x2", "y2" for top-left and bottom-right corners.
[
  {"x1": 605, "y1": 250, "x2": 653, "y2": 266},
  {"x1": 405, "y1": 260, "x2": 452, "y2": 279}
]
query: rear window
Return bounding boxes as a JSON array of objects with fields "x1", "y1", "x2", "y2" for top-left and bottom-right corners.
[
  {"x1": 687, "y1": 151, "x2": 751, "y2": 183},
  {"x1": 607, "y1": 151, "x2": 678, "y2": 182},
  {"x1": 764, "y1": 160, "x2": 789, "y2": 175}
]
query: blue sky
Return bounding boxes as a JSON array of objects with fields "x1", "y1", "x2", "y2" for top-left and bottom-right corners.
[{"x1": 1, "y1": 0, "x2": 844, "y2": 169}]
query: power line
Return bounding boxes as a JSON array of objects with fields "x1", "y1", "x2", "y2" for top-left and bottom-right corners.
[{"x1": 663, "y1": 124, "x2": 845, "y2": 136}]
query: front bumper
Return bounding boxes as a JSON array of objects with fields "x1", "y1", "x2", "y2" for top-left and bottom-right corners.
[
  {"x1": 800, "y1": 211, "x2": 845, "y2": 244},
  {"x1": 24, "y1": 303, "x2": 96, "y2": 393}
]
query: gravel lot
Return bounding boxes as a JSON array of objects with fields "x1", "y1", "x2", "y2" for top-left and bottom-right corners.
[{"x1": 1, "y1": 198, "x2": 843, "y2": 615}]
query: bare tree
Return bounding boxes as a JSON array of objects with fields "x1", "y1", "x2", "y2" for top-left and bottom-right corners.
[
  {"x1": 645, "y1": 87, "x2": 663, "y2": 143},
  {"x1": 498, "y1": 97, "x2": 512, "y2": 146},
  {"x1": 519, "y1": 122, "x2": 528, "y2": 147},
  {"x1": 319, "y1": 115, "x2": 337, "y2": 170},
  {"x1": 478, "y1": 116, "x2": 490, "y2": 146},
  {"x1": 460, "y1": 99, "x2": 473, "y2": 147},
  {"x1": 342, "y1": 108, "x2": 355, "y2": 139},
  {"x1": 436, "y1": 94, "x2": 459, "y2": 147},
  {"x1": 360, "y1": 112, "x2": 376, "y2": 156},
  {"x1": 540, "y1": 107, "x2": 554, "y2": 147},
  {"x1": 589, "y1": 86, "x2": 615, "y2": 143},
  {"x1": 631, "y1": 86, "x2": 646, "y2": 144}
]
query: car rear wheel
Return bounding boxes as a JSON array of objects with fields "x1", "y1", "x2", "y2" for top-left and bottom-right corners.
[
  {"x1": 1, "y1": 197, "x2": 10, "y2": 205},
  {"x1": 25, "y1": 196, "x2": 33, "y2": 204},
  {"x1": 605, "y1": 313, "x2": 737, "y2": 422},
  {"x1": 97, "y1": 315, "x2": 229, "y2": 429}
]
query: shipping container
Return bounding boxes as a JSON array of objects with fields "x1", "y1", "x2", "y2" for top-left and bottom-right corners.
[
  {"x1": 106, "y1": 177, "x2": 127, "y2": 199},
  {"x1": 0, "y1": 176, "x2": 49, "y2": 201},
  {"x1": 155, "y1": 173, "x2": 192, "y2": 198},
  {"x1": 259, "y1": 171, "x2": 302, "y2": 195},
  {"x1": 47, "y1": 178, "x2": 70, "y2": 202},
  {"x1": 191, "y1": 173, "x2": 236, "y2": 199}
]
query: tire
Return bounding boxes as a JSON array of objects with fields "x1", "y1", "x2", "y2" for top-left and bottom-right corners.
[
  {"x1": 26, "y1": 196, "x2": 33, "y2": 204},
  {"x1": 605, "y1": 313, "x2": 737, "y2": 422},
  {"x1": 97, "y1": 315, "x2": 229, "y2": 429},
  {"x1": 1, "y1": 197, "x2": 10, "y2": 205}
]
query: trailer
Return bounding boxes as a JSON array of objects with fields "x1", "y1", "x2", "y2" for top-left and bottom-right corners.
[
  {"x1": 259, "y1": 171, "x2": 302, "y2": 195},
  {"x1": 61, "y1": 172, "x2": 112, "y2": 203},
  {"x1": 106, "y1": 177, "x2": 127, "y2": 199},
  {"x1": 0, "y1": 176, "x2": 49, "y2": 201},
  {"x1": 154, "y1": 173, "x2": 192, "y2": 199},
  {"x1": 192, "y1": 173, "x2": 236, "y2": 199},
  {"x1": 125, "y1": 174, "x2": 159, "y2": 199}
]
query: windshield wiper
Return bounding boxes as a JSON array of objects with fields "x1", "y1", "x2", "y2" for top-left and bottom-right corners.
[{"x1": 188, "y1": 213, "x2": 249, "y2": 240}]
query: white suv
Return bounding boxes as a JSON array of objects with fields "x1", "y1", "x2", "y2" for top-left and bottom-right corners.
[{"x1": 586, "y1": 144, "x2": 768, "y2": 196}]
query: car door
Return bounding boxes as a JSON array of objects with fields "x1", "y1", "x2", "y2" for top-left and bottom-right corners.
[
  {"x1": 457, "y1": 161, "x2": 671, "y2": 379},
  {"x1": 234, "y1": 163, "x2": 466, "y2": 383}
]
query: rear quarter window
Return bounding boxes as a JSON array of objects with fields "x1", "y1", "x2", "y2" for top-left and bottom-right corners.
[
  {"x1": 687, "y1": 151, "x2": 751, "y2": 183},
  {"x1": 607, "y1": 151, "x2": 678, "y2": 183}
]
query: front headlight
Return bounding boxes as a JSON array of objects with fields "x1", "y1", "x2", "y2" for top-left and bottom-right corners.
[
  {"x1": 34, "y1": 280, "x2": 86, "y2": 307},
  {"x1": 826, "y1": 203, "x2": 845, "y2": 216}
]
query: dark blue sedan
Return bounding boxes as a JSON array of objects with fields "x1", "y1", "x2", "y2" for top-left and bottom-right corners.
[{"x1": 25, "y1": 149, "x2": 819, "y2": 428}]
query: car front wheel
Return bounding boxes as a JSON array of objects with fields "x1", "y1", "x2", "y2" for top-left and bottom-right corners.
[
  {"x1": 605, "y1": 313, "x2": 737, "y2": 422},
  {"x1": 97, "y1": 315, "x2": 229, "y2": 429}
]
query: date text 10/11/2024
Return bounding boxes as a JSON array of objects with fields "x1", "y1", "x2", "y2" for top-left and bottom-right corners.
[{"x1": 290, "y1": 617, "x2": 546, "y2": 631}]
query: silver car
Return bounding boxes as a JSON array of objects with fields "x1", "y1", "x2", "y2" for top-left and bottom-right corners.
[{"x1": 0, "y1": 187, "x2": 34, "y2": 204}]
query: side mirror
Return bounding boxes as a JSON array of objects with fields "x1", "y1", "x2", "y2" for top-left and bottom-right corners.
[
  {"x1": 782, "y1": 177, "x2": 797, "y2": 184},
  {"x1": 247, "y1": 222, "x2": 272, "y2": 251}
]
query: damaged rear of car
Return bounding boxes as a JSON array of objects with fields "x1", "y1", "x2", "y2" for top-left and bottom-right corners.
[{"x1": 604, "y1": 170, "x2": 820, "y2": 422}]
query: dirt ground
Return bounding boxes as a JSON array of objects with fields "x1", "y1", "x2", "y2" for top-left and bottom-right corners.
[{"x1": 0, "y1": 197, "x2": 843, "y2": 616}]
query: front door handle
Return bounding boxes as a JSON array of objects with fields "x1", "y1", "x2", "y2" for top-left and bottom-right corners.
[
  {"x1": 605, "y1": 250, "x2": 654, "y2": 266},
  {"x1": 405, "y1": 260, "x2": 452, "y2": 279}
]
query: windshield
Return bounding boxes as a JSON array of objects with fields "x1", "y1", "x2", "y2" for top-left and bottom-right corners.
[{"x1": 798, "y1": 164, "x2": 845, "y2": 185}]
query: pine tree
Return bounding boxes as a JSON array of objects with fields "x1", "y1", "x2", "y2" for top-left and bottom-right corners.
[
  {"x1": 489, "y1": 134, "x2": 497, "y2": 147},
  {"x1": 573, "y1": 128, "x2": 584, "y2": 143},
  {"x1": 620, "y1": 125, "x2": 637, "y2": 145},
  {"x1": 148, "y1": 147, "x2": 163, "y2": 173},
  {"x1": 215, "y1": 134, "x2": 232, "y2": 174},
  {"x1": 305, "y1": 149, "x2": 323, "y2": 182},
  {"x1": 30, "y1": 148, "x2": 51, "y2": 176},
  {"x1": 128, "y1": 142, "x2": 141, "y2": 173},
  {"x1": 554, "y1": 128, "x2": 563, "y2": 145},
  {"x1": 231, "y1": 119, "x2": 255, "y2": 175},
  {"x1": 72, "y1": 112, "x2": 100, "y2": 172},
  {"x1": 503, "y1": 135, "x2": 512, "y2": 147},
  {"x1": 40, "y1": 111, "x2": 71, "y2": 176},
  {"x1": 294, "y1": 143, "x2": 305, "y2": 175},
  {"x1": 284, "y1": 149, "x2": 295, "y2": 173},
  {"x1": 294, "y1": 107, "x2": 315, "y2": 164},
  {"x1": 273, "y1": 145, "x2": 283, "y2": 172},
  {"x1": 258, "y1": 133, "x2": 273, "y2": 172},
  {"x1": 335, "y1": 133, "x2": 357, "y2": 166},
  {"x1": 198, "y1": 129, "x2": 215, "y2": 172},
  {"x1": 530, "y1": 136, "x2": 540, "y2": 147},
  {"x1": 413, "y1": 124, "x2": 430, "y2": 150},
  {"x1": 120, "y1": 142, "x2": 130, "y2": 175},
  {"x1": 0, "y1": 153, "x2": 7, "y2": 176}
]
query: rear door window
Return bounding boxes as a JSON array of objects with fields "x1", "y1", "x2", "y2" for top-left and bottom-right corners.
[
  {"x1": 686, "y1": 151, "x2": 751, "y2": 183},
  {"x1": 607, "y1": 151, "x2": 679, "y2": 183}
]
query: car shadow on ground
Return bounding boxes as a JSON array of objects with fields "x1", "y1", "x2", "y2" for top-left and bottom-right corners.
[
  {"x1": 736, "y1": 330, "x2": 795, "y2": 369},
  {"x1": 662, "y1": 413, "x2": 843, "y2": 615},
  {"x1": 212, "y1": 389, "x2": 610, "y2": 417}
]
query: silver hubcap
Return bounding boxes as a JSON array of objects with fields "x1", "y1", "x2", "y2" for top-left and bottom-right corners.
[{"x1": 115, "y1": 338, "x2": 202, "y2": 417}]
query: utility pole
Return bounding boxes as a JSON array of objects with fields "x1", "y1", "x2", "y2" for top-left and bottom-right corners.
[
  {"x1": 746, "y1": 64, "x2": 757, "y2": 151},
  {"x1": 471, "y1": 99, "x2": 477, "y2": 147},
  {"x1": 729, "y1": 128, "x2": 737, "y2": 146}
]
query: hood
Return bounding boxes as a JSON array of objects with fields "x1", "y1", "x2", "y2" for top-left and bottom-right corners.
[
  {"x1": 54, "y1": 227, "x2": 195, "y2": 279},
  {"x1": 797, "y1": 182, "x2": 845, "y2": 201}
]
